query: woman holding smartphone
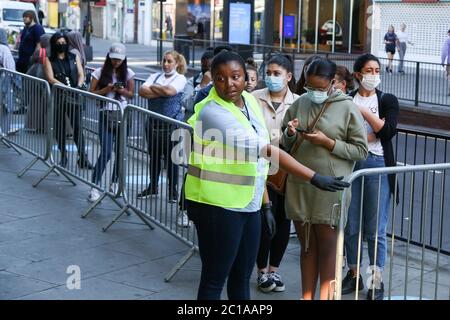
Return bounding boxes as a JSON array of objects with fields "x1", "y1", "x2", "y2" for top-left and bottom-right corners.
[{"x1": 87, "y1": 43, "x2": 135, "y2": 202}]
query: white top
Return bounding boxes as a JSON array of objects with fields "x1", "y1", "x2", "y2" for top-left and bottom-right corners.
[
  {"x1": 92, "y1": 67, "x2": 135, "y2": 110},
  {"x1": 397, "y1": 30, "x2": 409, "y2": 43},
  {"x1": 142, "y1": 72, "x2": 187, "y2": 94},
  {"x1": 353, "y1": 93, "x2": 384, "y2": 156},
  {"x1": 197, "y1": 99, "x2": 270, "y2": 212}
]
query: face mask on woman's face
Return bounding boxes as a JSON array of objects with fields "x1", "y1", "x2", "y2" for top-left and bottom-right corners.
[
  {"x1": 360, "y1": 74, "x2": 381, "y2": 91},
  {"x1": 265, "y1": 75, "x2": 286, "y2": 93},
  {"x1": 164, "y1": 67, "x2": 177, "y2": 76},
  {"x1": 55, "y1": 43, "x2": 68, "y2": 53},
  {"x1": 306, "y1": 88, "x2": 329, "y2": 104}
]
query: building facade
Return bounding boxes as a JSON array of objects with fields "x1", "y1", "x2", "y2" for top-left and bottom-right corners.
[{"x1": 371, "y1": 0, "x2": 450, "y2": 63}]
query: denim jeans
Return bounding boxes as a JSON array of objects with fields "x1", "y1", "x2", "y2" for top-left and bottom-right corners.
[
  {"x1": 92, "y1": 112, "x2": 120, "y2": 185},
  {"x1": 344, "y1": 153, "x2": 391, "y2": 272},
  {"x1": 187, "y1": 201, "x2": 261, "y2": 300}
]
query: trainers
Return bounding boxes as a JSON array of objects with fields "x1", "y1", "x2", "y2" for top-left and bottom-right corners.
[
  {"x1": 137, "y1": 185, "x2": 158, "y2": 198},
  {"x1": 257, "y1": 272, "x2": 276, "y2": 293},
  {"x1": 109, "y1": 182, "x2": 119, "y2": 195},
  {"x1": 270, "y1": 271, "x2": 285, "y2": 292},
  {"x1": 87, "y1": 188, "x2": 102, "y2": 203},
  {"x1": 366, "y1": 281, "x2": 384, "y2": 300},
  {"x1": 341, "y1": 270, "x2": 364, "y2": 295},
  {"x1": 177, "y1": 211, "x2": 191, "y2": 228}
]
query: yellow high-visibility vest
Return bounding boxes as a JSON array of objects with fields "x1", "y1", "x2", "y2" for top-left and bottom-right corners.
[{"x1": 185, "y1": 87, "x2": 269, "y2": 208}]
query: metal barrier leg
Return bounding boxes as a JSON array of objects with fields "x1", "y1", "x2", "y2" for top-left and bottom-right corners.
[
  {"x1": 164, "y1": 247, "x2": 196, "y2": 282},
  {"x1": 0, "y1": 138, "x2": 22, "y2": 155},
  {"x1": 17, "y1": 157, "x2": 40, "y2": 177},
  {"x1": 33, "y1": 165, "x2": 77, "y2": 187},
  {"x1": 81, "y1": 192, "x2": 108, "y2": 219},
  {"x1": 102, "y1": 204, "x2": 130, "y2": 232}
]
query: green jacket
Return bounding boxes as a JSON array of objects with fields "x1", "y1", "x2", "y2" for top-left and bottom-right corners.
[{"x1": 281, "y1": 90, "x2": 368, "y2": 226}]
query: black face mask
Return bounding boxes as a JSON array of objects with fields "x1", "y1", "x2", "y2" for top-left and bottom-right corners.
[{"x1": 55, "y1": 43, "x2": 68, "y2": 53}]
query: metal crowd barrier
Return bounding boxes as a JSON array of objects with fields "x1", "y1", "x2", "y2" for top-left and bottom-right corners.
[
  {"x1": 334, "y1": 163, "x2": 450, "y2": 300},
  {"x1": 0, "y1": 68, "x2": 53, "y2": 177},
  {"x1": 116, "y1": 105, "x2": 197, "y2": 281}
]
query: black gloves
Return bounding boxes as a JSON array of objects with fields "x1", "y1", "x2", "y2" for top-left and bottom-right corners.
[
  {"x1": 261, "y1": 203, "x2": 276, "y2": 240},
  {"x1": 310, "y1": 173, "x2": 350, "y2": 192}
]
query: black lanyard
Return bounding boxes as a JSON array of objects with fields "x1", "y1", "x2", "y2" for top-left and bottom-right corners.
[{"x1": 240, "y1": 96, "x2": 257, "y2": 134}]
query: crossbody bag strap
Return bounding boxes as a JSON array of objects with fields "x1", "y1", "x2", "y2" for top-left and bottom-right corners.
[{"x1": 289, "y1": 101, "x2": 331, "y2": 155}]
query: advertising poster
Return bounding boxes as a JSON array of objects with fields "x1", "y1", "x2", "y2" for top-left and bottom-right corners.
[{"x1": 229, "y1": 2, "x2": 251, "y2": 44}]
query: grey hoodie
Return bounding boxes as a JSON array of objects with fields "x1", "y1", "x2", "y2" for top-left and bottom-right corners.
[{"x1": 0, "y1": 28, "x2": 15, "y2": 70}]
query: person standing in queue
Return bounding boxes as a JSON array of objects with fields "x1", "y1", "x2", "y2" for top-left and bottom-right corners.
[{"x1": 184, "y1": 50, "x2": 351, "y2": 300}]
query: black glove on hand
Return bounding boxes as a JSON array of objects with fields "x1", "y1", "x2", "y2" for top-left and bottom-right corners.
[
  {"x1": 310, "y1": 173, "x2": 350, "y2": 192},
  {"x1": 262, "y1": 203, "x2": 276, "y2": 240}
]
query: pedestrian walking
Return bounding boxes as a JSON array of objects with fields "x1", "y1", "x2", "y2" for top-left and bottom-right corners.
[
  {"x1": 17, "y1": 10, "x2": 45, "y2": 74},
  {"x1": 397, "y1": 23, "x2": 414, "y2": 74},
  {"x1": 343, "y1": 53, "x2": 399, "y2": 301},
  {"x1": 383, "y1": 25, "x2": 398, "y2": 74},
  {"x1": 252, "y1": 54, "x2": 299, "y2": 293},
  {"x1": 282, "y1": 58, "x2": 368, "y2": 300},
  {"x1": 184, "y1": 50, "x2": 351, "y2": 300},
  {"x1": 87, "y1": 43, "x2": 135, "y2": 203},
  {"x1": 441, "y1": 29, "x2": 450, "y2": 95},
  {"x1": 43, "y1": 32, "x2": 93, "y2": 169}
]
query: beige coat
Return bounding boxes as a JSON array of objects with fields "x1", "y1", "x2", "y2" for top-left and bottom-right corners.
[{"x1": 252, "y1": 87, "x2": 299, "y2": 146}]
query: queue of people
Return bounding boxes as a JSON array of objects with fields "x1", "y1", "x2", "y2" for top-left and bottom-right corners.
[{"x1": 2, "y1": 14, "x2": 404, "y2": 300}]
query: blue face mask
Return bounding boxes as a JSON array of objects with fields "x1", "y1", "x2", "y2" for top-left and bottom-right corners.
[
  {"x1": 305, "y1": 88, "x2": 329, "y2": 104},
  {"x1": 265, "y1": 76, "x2": 285, "y2": 93}
]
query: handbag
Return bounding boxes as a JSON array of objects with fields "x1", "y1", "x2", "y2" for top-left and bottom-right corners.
[{"x1": 267, "y1": 101, "x2": 331, "y2": 195}]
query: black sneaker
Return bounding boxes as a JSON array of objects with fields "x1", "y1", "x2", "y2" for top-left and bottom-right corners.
[
  {"x1": 270, "y1": 271, "x2": 285, "y2": 292},
  {"x1": 137, "y1": 185, "x2": 158, "y2": 198},
  {"x1": 367, "y1": 282, "x2": 384, "y2": 300},
  {"x1": 77, "y1": 157, "x2": 93, "y2": 170},
  {"x1": 257, "y1": 272, "x2": 276, "y2": 293},
  {"x1": 341, "y1": 270, "x2": 364, "y2": 295}
]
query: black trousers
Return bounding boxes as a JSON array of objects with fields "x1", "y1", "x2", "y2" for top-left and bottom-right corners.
[
  {"x1": 54, "y1": 100, "x2": 87, "y2": 160},
  {"x1": 256, "y1": 185, "x2": 291, "y2": 269},
  {"x1": 187, "y1": 200, "x2": 261, "y2": 300},
  {"x1": 145, "y1": 122, "x2": 178, "y2": 193}
]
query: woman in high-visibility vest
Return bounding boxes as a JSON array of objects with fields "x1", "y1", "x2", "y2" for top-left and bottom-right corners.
[{"x1": 184, "y1": 50, "x2": 349, "y2": 300}]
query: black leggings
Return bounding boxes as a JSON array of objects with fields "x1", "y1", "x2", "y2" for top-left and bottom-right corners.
[
  {"x1": 145, "y1": 122, "x2": 178, "y2": 193},
  {"x1": 256, "y1": 186, "x2": 291, "y2": 269},
  {"x1": 187, "y1": 201, "x2": 261, "y2": 300},
  {"x1": 54, "y1": 101, "x2": 87, "y2": 160}
]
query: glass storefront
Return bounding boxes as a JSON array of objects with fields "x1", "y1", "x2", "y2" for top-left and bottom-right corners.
[{"x1": 151, "y1": 0, "x2": 369, "y2": 53}]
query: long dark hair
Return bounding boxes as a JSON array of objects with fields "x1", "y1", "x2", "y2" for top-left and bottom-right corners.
[
  {"x1": 97, "y1": 54, "x2": 128, "y2": 90},
  {"x1": 49, "y1": 32, "x2": 69, "y2": 61}
]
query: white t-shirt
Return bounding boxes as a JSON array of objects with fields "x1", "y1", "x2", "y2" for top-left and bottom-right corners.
[
  {"x1": 142, "y1": 72, "x2": 187, "y2": 94},
  {"x1": 92, "y1": 67, "x2": 135, "y2": 110},
  {"x1": 353, "y1": 93, "x2": 384, "y2": 156},
  {"x1": 397, "y1": 31, "x2": 409, "y2": 43}
]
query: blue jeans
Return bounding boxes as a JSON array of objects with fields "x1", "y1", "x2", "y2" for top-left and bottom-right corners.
[
  {"x1": 345, "y1": 153, "x2": 391, "y2": 272},
  {"x1": 92, "y1": 112, "x2": 119, "y2": 185},
  {"x1": 187, "y1": 201, "x2": 261, "y2": 300}
]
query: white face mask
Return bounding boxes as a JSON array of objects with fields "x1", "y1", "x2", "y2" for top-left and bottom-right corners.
[
  {"x1": 361, "y1": 74, "x2": 381, "y2": 91},
  {"x1": 164, "y1": 68, "x2": 177, "y2": 76}
]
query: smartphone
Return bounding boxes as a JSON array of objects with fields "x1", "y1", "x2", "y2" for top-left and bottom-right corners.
[
  {"x1": 114, "y1": 82, "x2": 124, "y2": 89},
  {"x1": 295, "y1": 128, "x2": 312, "y2": 134}
]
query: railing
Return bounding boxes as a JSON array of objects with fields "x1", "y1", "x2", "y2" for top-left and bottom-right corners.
[{"x1": 158, "y1": 37, "x2": 450, "y2": 108}]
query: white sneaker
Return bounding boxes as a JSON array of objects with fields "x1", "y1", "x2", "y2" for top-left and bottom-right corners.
[
  {"x1": 109, "y1": 182, "x2": 119, "y2": 195},
  {"x1": 87, "y1": 188, "x2": 102, "y2": 203},
  {"x1": 177, "y1": 211, "x2": 191, "y2": 228}
]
